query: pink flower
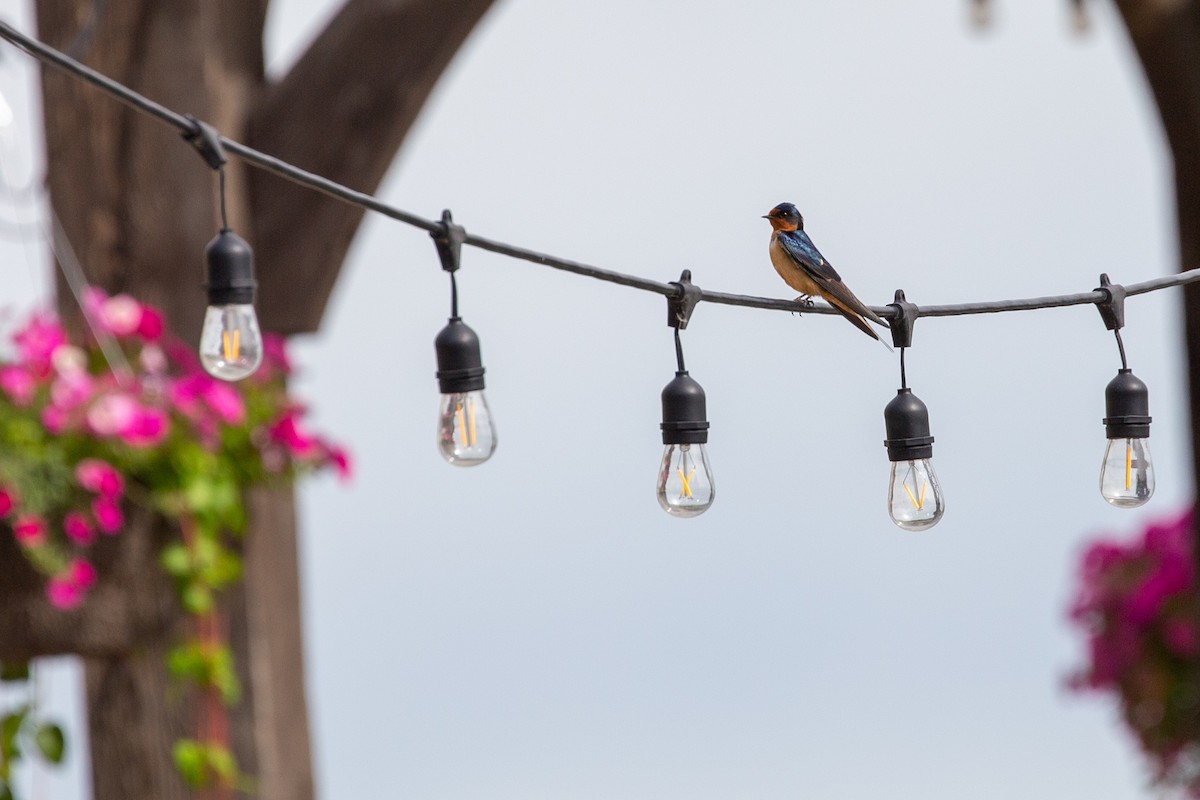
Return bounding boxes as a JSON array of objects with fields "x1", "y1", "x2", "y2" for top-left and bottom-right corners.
[
  {"x1": 0, "y1": 488, "x2": 14, "y2": 518},
  {"x1": 13, "y1": 514, "x2": 46, "y2": 547},
  {"x1": 140, "y1": 344, "x2": 167, "y2": 374},
  {"x1": 99, "y1": 294, "x2": 143, "y2": 336},
  {"x1": 268, "y1": 411, "x2": 318, "y2": 458},
  {"x1": 92, "y1": 496, "x2": 124, "y2": 534},
  {"x1": 0, "y1": 366, "x2": 38, "y2": 405},
  {"x1": 329, "y1": 445, "x2": 353, "y2": 481},
  {"x1": 203, "y1": 381, "x2": 245, "y2": 424},
  {"x1": 136, "y1": 306, "x2": 164, "y2": 341},
  {"x1": 13, "y1": 312, "x2": 66, "y2": 374},
  {"x1": 50, "y1": 370, "x2": 94, "y2": 411},
  {"x1": 168, "y1": 373, "x2": 245, "y2": 425},
  {"x1": 121, "y1": 406, "x2": 168, "y2": 447},
  {"x1": 87, "y1": 393, "x2": 138, "y2": 436},
  {"x1": 46, "y1": 558, "x2": 97, "y2": 610},
  {"x1": 41, "y1": 404, "x2": 71, "y2": 434},
  {"x1": 76, "y1": 459, "x2": 125, "y2": 498},
  {"x1": 260, "y1": 333, "x2": 293, "y2": 376},
  {"x1": 63, "y1": 511, "x2": 96, "y2": 544}
]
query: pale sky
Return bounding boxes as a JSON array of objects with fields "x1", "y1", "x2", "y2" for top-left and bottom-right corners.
[{"x1": 0, "y1": 1, "x2": 1188, "y2": 798}]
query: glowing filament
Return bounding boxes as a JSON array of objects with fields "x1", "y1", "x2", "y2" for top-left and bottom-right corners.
[
  {"x1": 222, "y1": 329, "x2": 240, "y2": 361},
  {"x1": 677, "y1": 467, "x2": 696, "y2": 499},
  {"x1": 1126, "y1": 444, "x2": 1132, "y2": 490},
  {"x1": 902, "y1": 465, "x2": 928, "y2": 510},
  {"x1": 456, "y1": 399, "x2": 477, "y2": 448}
]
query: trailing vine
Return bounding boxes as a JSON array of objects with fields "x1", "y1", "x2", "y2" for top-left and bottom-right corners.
[{"x1": 0, "y1": 289, "x2": 348, "y2": 795}]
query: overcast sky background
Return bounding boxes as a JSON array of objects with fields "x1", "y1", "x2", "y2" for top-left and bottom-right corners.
[{"x1": 0, "y1": 1, "x2": 1191, "y2": 798}]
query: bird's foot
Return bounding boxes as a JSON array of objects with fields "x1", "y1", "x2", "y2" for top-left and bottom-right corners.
[{"x1": 794, "y1": 295, "x2": 816, "y2": 309}]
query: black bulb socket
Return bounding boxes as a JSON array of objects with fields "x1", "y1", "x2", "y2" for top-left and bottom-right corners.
[
  {"x1": 884, "y1": 388, "x2": 935, "y2": 462},
  {"x1": 1103, "y1": 368, "x2": 1151, "y2": 439},
  {"x1": 661, "y1": 371, "x2": 709, "y2": 445},
  {"x1": 205, "y1": 229, "x2": 256, "y2": 306},
  {"x1": 435, "y1": 317, "x2": 486, "y2": 394}
]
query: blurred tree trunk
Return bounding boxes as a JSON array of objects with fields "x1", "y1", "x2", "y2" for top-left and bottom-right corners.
[
  {"x1": 1111, "y1": 0, "x2": 1200, "y2": 726},
  {"x1": 0, "y1": 1, "x2": 494, "y2": 798}
]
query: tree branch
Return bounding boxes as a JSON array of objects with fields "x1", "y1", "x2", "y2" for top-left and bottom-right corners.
[{"x1": 246, "y1": 0, "x2": 498, "y2": 334}]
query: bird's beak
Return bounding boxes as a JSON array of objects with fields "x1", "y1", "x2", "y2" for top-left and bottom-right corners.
[{"x1": 761, "y1": 213, "x2": 773, "y2": 219}]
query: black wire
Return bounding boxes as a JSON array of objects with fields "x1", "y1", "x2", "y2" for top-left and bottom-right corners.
[
  {"x1": 6, "y1": 20, "x2": 1200, "y2": 323},
  {"x1": 899, "y1": 347, "x2": 907, "y2": 390},
  {"x1": 674, "y1": 327, "x2": 686, "y2": 373},
  {"x1": 1114, "y1": 328, "x2": 1129, "y2": 371},
  {"x1": 218, "y1": 166, "x2": 229, "y2": 232},
  {"x1": 449, "y1": 271, "x2": 459, "y2": 319}
]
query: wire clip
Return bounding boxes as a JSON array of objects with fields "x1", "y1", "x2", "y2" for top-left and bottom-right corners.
[
  {"x1": 1095, "y1": 273, "x2": 1126, "y2": 332},
  {"x1": 887, "y1": 289, "x2": 919, "y2": 348},
  {"x1": 182, "y1": 115, "x2": 227, "y2": 171},
  {"x1": 432, "y1": 209, "x2": 466, "y2": 274},
  {"x1": 667, "y1": 270, "x2": 702, "y2": 330}
]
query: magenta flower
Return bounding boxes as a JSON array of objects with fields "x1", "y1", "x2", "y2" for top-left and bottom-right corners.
[
  {"x1": 76, "y1": 459, "x2": 125, "y2": 498},
  {"x1": 136, "y1": 305, "x2": 164, "y2": 341},
  {"x1": 63, "y1": 511, "x2": 96, "y2": 545},
  {"x1": 1069, "y1": 506, "x2": 1199, "y2": 795},
  {"x1": 268, "y1": 411, "x2": 317, "y2": 458},
  {"x1": 203, "y1": 380, "x2": 245, "y2": 424},
  {"x1": 46, "y1": 558, "x2": 98, "y2": 610},
  {"x1": 169, "y1": 373, "x2": 245, "y2": 425},
  {"x1": 0, "y1": 365, "x2": 38, "y2": 405},
  {"x1": 92, "y1": 496, "x2": 124, "y2": 535},
  {"x1": 329, "y1": 445, "x2": 353, "y2": 481},
  {"x1": 13, "y1": 514, "x2": 47, "y2": 547},
  {"x1": 13, "y1": 312, "x2": 66, "y2": 374},
  {"x1": 0, "y1": 488, "x2": 14, "y2": 518},
  {"x1": 121, "y1": 405, "x2": 168, "y2": 447}
]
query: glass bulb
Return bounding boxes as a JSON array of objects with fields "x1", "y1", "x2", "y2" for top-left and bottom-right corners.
[
  {"x1": 656, "y1": 443, "x2": 714, "y2": 517},
  {"x1": 438, "y1": 390, "x2": 496, "y2": 466},
  {"x1": 200, "y1": 304, "x2": 263, "y2": 381},
  {"x1": 1100, "y1": 437, "x2": 1154, "y2": 508},
  {"x1": 888, "y1": 458, "x2": 944, "y2": 531}
]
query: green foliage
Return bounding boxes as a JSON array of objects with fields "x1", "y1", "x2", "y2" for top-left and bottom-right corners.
[
  {"x1": 0, "y1": 686, "x2": 66, "y2": 795},
  {"x1": 172, "y1": 739, "x2": 241, "y2": 790},
  {"x1": 0, "y1": 665, "x2": 28, "y2": 684}
]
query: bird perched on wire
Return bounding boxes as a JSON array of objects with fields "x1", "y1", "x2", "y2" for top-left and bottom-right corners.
[{"x1": 763, "y1": 202, "x2": 889, "y2": 344}]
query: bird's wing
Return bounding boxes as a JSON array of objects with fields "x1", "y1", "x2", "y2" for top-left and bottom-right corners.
[
  {"x1": 776, "y1": 229, "x2": 843, "y2": 283},
  {"x1": 778, "y1": 229, "x2": 888, "y2": 329}
]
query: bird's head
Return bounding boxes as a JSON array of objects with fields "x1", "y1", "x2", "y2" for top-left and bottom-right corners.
[{"x1": 763, "y1": 203, "x2": 803, "y2": 232}]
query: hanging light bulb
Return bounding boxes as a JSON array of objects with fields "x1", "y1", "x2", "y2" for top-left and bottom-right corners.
[
  {"x1": 199, "y1": 230, "x2": 262, "y2": 381},
  {"x1": 658, "y1": 371, "x2": 714, "y2": 517},
  {"x1": 883, "y1": 388, "x2": 945, "y2": 531},
  {"x1": 435, "y1": 317, "x2": 496, "y2": 466},
  {"x1": 1100, "y1": 369, "x2": 1154, "y2": 508}
]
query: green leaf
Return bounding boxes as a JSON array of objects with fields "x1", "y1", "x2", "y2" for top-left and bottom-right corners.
[
  {"x1": 0, "y1": 663, "x2": 29, "y2": 683},
  {"x1": 0, "y1": 779, "x2": 14, "y2": 800},
  {"x1": 1, "y1": 708, "x2": 27, "y2": 761},
  {"x1": 160, "y1": 544, "x2": 192, "y2": 578},
  {"x1": 33, "y1": 724, "x2": 64, "y2": 764},
  {"x1": 172, "y1": 739, "x2": 206, "y2": 788},
  {"x1": 205, "y1": 743, "x2": 237, "y2": 783},
  {"x1": 181, "y1": 583, "x2": 214, "y2": 615}
]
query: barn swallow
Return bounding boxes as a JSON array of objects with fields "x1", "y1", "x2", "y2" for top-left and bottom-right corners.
[{"x1": 764, "y1": 202, "x2": 889, "y2": 343}]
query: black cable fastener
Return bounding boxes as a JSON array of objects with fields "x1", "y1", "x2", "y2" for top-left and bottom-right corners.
[
  {"x1": 182, "y1": 115, "x2": 226, "y2": 171},
  {"x1": 432, "y1": 209, "x2": 466, "y2": 274},
  {"x1": 667, "y1": 270, "x2": 702, "y2": 330}
]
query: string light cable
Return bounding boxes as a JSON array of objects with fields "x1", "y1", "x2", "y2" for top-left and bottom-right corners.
[{"x1": 0, "y1": 21, "x2": 1197, "y2": 522}]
